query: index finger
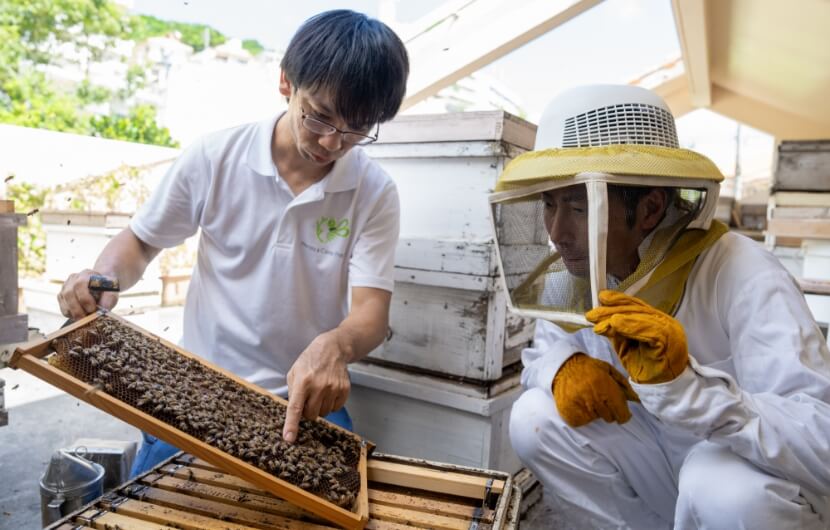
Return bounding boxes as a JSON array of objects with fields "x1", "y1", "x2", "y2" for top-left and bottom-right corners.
[
  {"x1": 97, "y1": 292, "x2": 119, "y2": 311},
  {"x1": 283, "y1": 381, "x2": 307, "y2": 444},
  {"x1": 599, "y1": 313, "x2": 666, "y2": 346},
  {"x1": 73, "y1": 278, "x2": 99, "y2": 314},
  {"x1": 586, "y1": 303, "x2": 649, "y2": 324}
]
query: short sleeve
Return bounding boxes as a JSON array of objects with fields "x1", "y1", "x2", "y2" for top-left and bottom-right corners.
[
  {"x1": 130, "y1": 139, "x2": 209, "y2": 249},
  {"x1": 348, "y1": 180, "x2": 400, "y2": 292}
]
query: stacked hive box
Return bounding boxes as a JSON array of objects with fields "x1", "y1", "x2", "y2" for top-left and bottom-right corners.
[
  {"x1": 22, "y1": 211, "x2": 161, "y2": 314},
  {"x1": 47, "y1": 451, "x2": 521, "y2": 530},
  {"x1": 0, "y1": 200, "x2": 27, "y2": 344},
  {"x1": 347, "y1": 112, "x2": 539, "y2": 474},
  {"x1": 1, "y1": 200, "x2": 27, "y2": 427},
  {"x1": 765, "y1": 140, "x2": 830, "y2": 336}
]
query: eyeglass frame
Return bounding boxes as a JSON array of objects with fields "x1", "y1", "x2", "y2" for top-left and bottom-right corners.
[{"x1": 300, "y1": 107, "x2": 379, "y2": 146}]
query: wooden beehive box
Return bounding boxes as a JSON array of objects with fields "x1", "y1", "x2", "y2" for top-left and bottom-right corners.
[
  {"x1": 21, "y1": 211, "x2": 161, "y2": 315},
  {"x1": 369, "y1": 238, "x2": 535, "y2": 382},
  {"x1": 773, "y1": 140, "x2": 830, "y2": 193},
  {"x1": 361, "y1": 112, "x2": 540, "y2": 382},
  {"x1": 0, "y1": 200, "x2": 28, "y2": 344},
  {"x1": 47, "y1": 451, "x2": 519, "y2": 530},
  {"x1": 365, "y1": 110, "x2": 536, "y2": 243},
  {"x1": 10, "y1": 311, "x2": 370, "y2": 529},
  {"x1": 347, "y1": 362, "x2": 524, "y2": 475}
]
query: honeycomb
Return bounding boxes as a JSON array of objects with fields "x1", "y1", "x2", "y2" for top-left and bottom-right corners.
[{"x1": 49, "y1": 315, "x2": 361, "y2": 508}]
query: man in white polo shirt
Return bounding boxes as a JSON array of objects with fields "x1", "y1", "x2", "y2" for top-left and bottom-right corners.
[{"x1": 57, "y1": 10, "x2": 409, "y2": 475}]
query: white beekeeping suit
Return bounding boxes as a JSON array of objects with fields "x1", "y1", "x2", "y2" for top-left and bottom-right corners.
[{"x1": 491, "y1": 85, "x2": 830, "y2": 529}]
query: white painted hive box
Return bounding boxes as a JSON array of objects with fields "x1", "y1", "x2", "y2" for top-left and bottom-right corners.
[{"x1": 347, "y1": 362, "x2": 524, "y2": 475}]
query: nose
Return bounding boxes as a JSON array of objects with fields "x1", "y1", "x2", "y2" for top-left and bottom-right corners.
[
  {"x1": 546, "y1": 208, "x2": 571, "y2": 246},
  {"x1": 319, "y1": 132, "x2": 343, "y2": 152}
]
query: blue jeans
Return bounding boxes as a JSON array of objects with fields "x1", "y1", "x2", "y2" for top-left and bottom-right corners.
[{"x1": 129, "y1": 407, "x2": 354, "y2": 477}]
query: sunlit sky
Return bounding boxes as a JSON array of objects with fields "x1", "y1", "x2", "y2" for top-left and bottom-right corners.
[
  {"x1": 127, "y1": 0, "x2": 775, "y2": 192},
  {"x1": 130, "y1": 0, "x2": 680, "y2": 121}
]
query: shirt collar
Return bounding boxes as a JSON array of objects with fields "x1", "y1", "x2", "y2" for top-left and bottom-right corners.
[
  {"x1": 321, "y1": 148, "x2": 363, "y2": 193},
  {"x1": 246, "y1": 112, "x2": 282, "y2": 177},
  {"x1": 246, "y1": 111, "x2": 362, "y2": 193}
]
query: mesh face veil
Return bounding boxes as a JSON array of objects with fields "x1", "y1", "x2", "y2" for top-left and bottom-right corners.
[{"x1": 489, "y1": 85, "x2": 725, "y2": 328}]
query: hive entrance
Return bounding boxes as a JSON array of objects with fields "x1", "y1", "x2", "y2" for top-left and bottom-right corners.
[{"x1": 48, "y1": 314, "x2": 361, "y2": 508}]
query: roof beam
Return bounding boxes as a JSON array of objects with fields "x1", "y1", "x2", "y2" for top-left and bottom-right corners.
[
  {"x1": 708, "y1": 85, "x2": 830, "y2": 139},
  {"x1": 629, "y1": 56, "x2": 695, "y2": 118},
  {"x1": 400, "y1": 0, "x2": 602, "y2": 111},
  {"x1": 671, "y1": 0, "x2": 711, "y2": 107},
  {"x1": 648, "y1": 74, "x2": 830, "y2": 138},
  {"x1": 651, "y1": 74, "x2": 696, "y2": 119}
]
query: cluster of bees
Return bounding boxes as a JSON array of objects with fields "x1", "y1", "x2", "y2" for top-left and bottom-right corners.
[{"x1": 50, "y1": 315, "x2": 361, "y2": 508}]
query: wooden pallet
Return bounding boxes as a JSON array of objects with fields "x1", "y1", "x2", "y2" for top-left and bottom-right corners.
[
  {"x1": 10, "y1": 311, "x2": 370, "y2": 529},
  {"x1": 47, "y1": 451, "x2": 516, "y2": 530}
]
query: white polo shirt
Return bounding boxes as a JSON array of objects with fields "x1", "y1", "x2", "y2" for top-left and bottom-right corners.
[{"x1": 130, "y1": 113, "x2": 400, "y2": 395}]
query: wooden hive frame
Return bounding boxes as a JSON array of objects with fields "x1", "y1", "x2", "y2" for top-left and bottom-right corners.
[
  {"x1": 10, "y1": 310, "x2": 370, "y2": 529},
  {"x1": 46, "y1": 451, "x2": 516, "y2": 530}
]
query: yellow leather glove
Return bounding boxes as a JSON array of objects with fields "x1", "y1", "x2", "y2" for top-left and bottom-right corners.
[
  {"x1": 552, "y1": 353, "x2": 640, "y2": 427},
  {"x1": 585, "y1": 290, "x2": 688, "y2": 384}
]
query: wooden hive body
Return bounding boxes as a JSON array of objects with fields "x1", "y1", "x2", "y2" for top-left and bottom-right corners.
[{"x1": 47, "y1": 451, "x2": 519, "y2": 530}]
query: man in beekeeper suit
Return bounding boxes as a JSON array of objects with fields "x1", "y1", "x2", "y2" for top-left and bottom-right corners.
[{"x1": 492, "y1": 84, "x2": 830, "y2": 528}]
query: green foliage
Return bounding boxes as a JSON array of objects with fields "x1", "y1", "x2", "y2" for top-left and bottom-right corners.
[
  {"x1": 242, "y1": 39, "x2": 264, "y2": 56},
  {"x1": 128, "y1": 14, "x2": 226, "y2": 52},
  {"x1": 76, "y1": 78, "x2": 112, "y2": 104},
  {"x1": 6, "y1": 181, "x2": 47, "y2": 276},
  {"x1": 0, "y1": 0, "x2": 187, "y2": 276},
  {"x1": 89, "y1": 104, "x2": 179, "y2": 147},
  {"x1": 0, "y1": 0, "x2": 126, "y2": 66},
  {"x1": 118, "y1": 64, "x2": 146, "y2": 99},
  {"x1": 0, "y1": 0, "x2": 182, "y2": 148},
  {"x1": 47, "y1": 164, "x2": 151, "y2": 213},
  {"x1": 0, "y1": 0, "x2": 125, "y2": 134},
  {"x1": 126, "y1": 14, "x2": 266, "y2": 55},
  {"x1": 0, "y1": 72, "x2": 89, "y2": 132}
]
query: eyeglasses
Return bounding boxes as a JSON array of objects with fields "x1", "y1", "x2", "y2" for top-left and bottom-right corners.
[{"x1": 300, "y1": 107, "x2": 379, "y2": 146}]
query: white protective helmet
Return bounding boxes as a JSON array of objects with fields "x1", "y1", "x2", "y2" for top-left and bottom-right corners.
[
  {"x1": 489, "y1": 85, "x2": 724, "y2": 329},
  {"x1": 534, "y1": 84, "x2": 679, "y2": 150}
]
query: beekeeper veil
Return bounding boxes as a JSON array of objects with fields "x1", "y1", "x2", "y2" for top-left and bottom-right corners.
[{"x1": 489, "y1": 85, "x2": 726, "y2": 329}]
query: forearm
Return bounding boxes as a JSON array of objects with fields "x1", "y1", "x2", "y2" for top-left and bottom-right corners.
[
  {"x1": 94, "y1": 227, "x2": 160, "y2": 291},
  {"x1": 282, "y1": 287, "x2": 389, "y2": 441},
  {"x1": 327, "y1": 287, "x2": 391, "y2": 363}
]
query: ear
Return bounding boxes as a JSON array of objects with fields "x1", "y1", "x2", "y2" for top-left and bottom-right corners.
[
  {"x1": 637, "y1": 189, "x2": 669, "y2": 231},
  {"x1": 278, "y1": 70, "x2": 292, "y2": 99}
]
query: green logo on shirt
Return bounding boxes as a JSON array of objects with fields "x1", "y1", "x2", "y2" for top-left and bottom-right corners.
[{"x1": 315, "y1": 216, "x2": 351, "y2": 243}]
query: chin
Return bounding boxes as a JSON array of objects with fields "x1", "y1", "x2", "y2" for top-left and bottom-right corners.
[
  {"x1": 566, "y1": 268, "x2": 589, "y2": 279},
  {"x1": 303, "y1": 150, "x2": 328, "y2": 165},
  {"x1": 561, "y1": 258, "x2": 589, "y2": 278}
]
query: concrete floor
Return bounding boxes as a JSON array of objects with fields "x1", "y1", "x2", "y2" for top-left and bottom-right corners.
[
  {"x1": 0, "y1": 383, "x2": 140, "y2": 529},
  {"x1": 522, "y1": 492, "x2": 610, "y2": 529}
]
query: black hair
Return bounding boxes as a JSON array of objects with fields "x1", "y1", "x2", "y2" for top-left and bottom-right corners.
[
  {"x1": 280, "y1": 10, "x2": 409, "y2": 130},
  {"x1": 608, "y1": 185, "x2": 681, "y2": 228}
]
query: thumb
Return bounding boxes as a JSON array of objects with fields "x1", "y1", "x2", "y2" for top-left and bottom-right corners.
[
  {"x1": 607, "y1": 363, "x2": 641, "y2": 403},
  {"x1": 98, "y1": 292, "x2": 119, "y2": 311}
]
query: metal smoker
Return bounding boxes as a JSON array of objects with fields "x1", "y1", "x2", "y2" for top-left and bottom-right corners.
[{"x1": 39, "y1": 448, "x2": 105, "y2": 527}]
